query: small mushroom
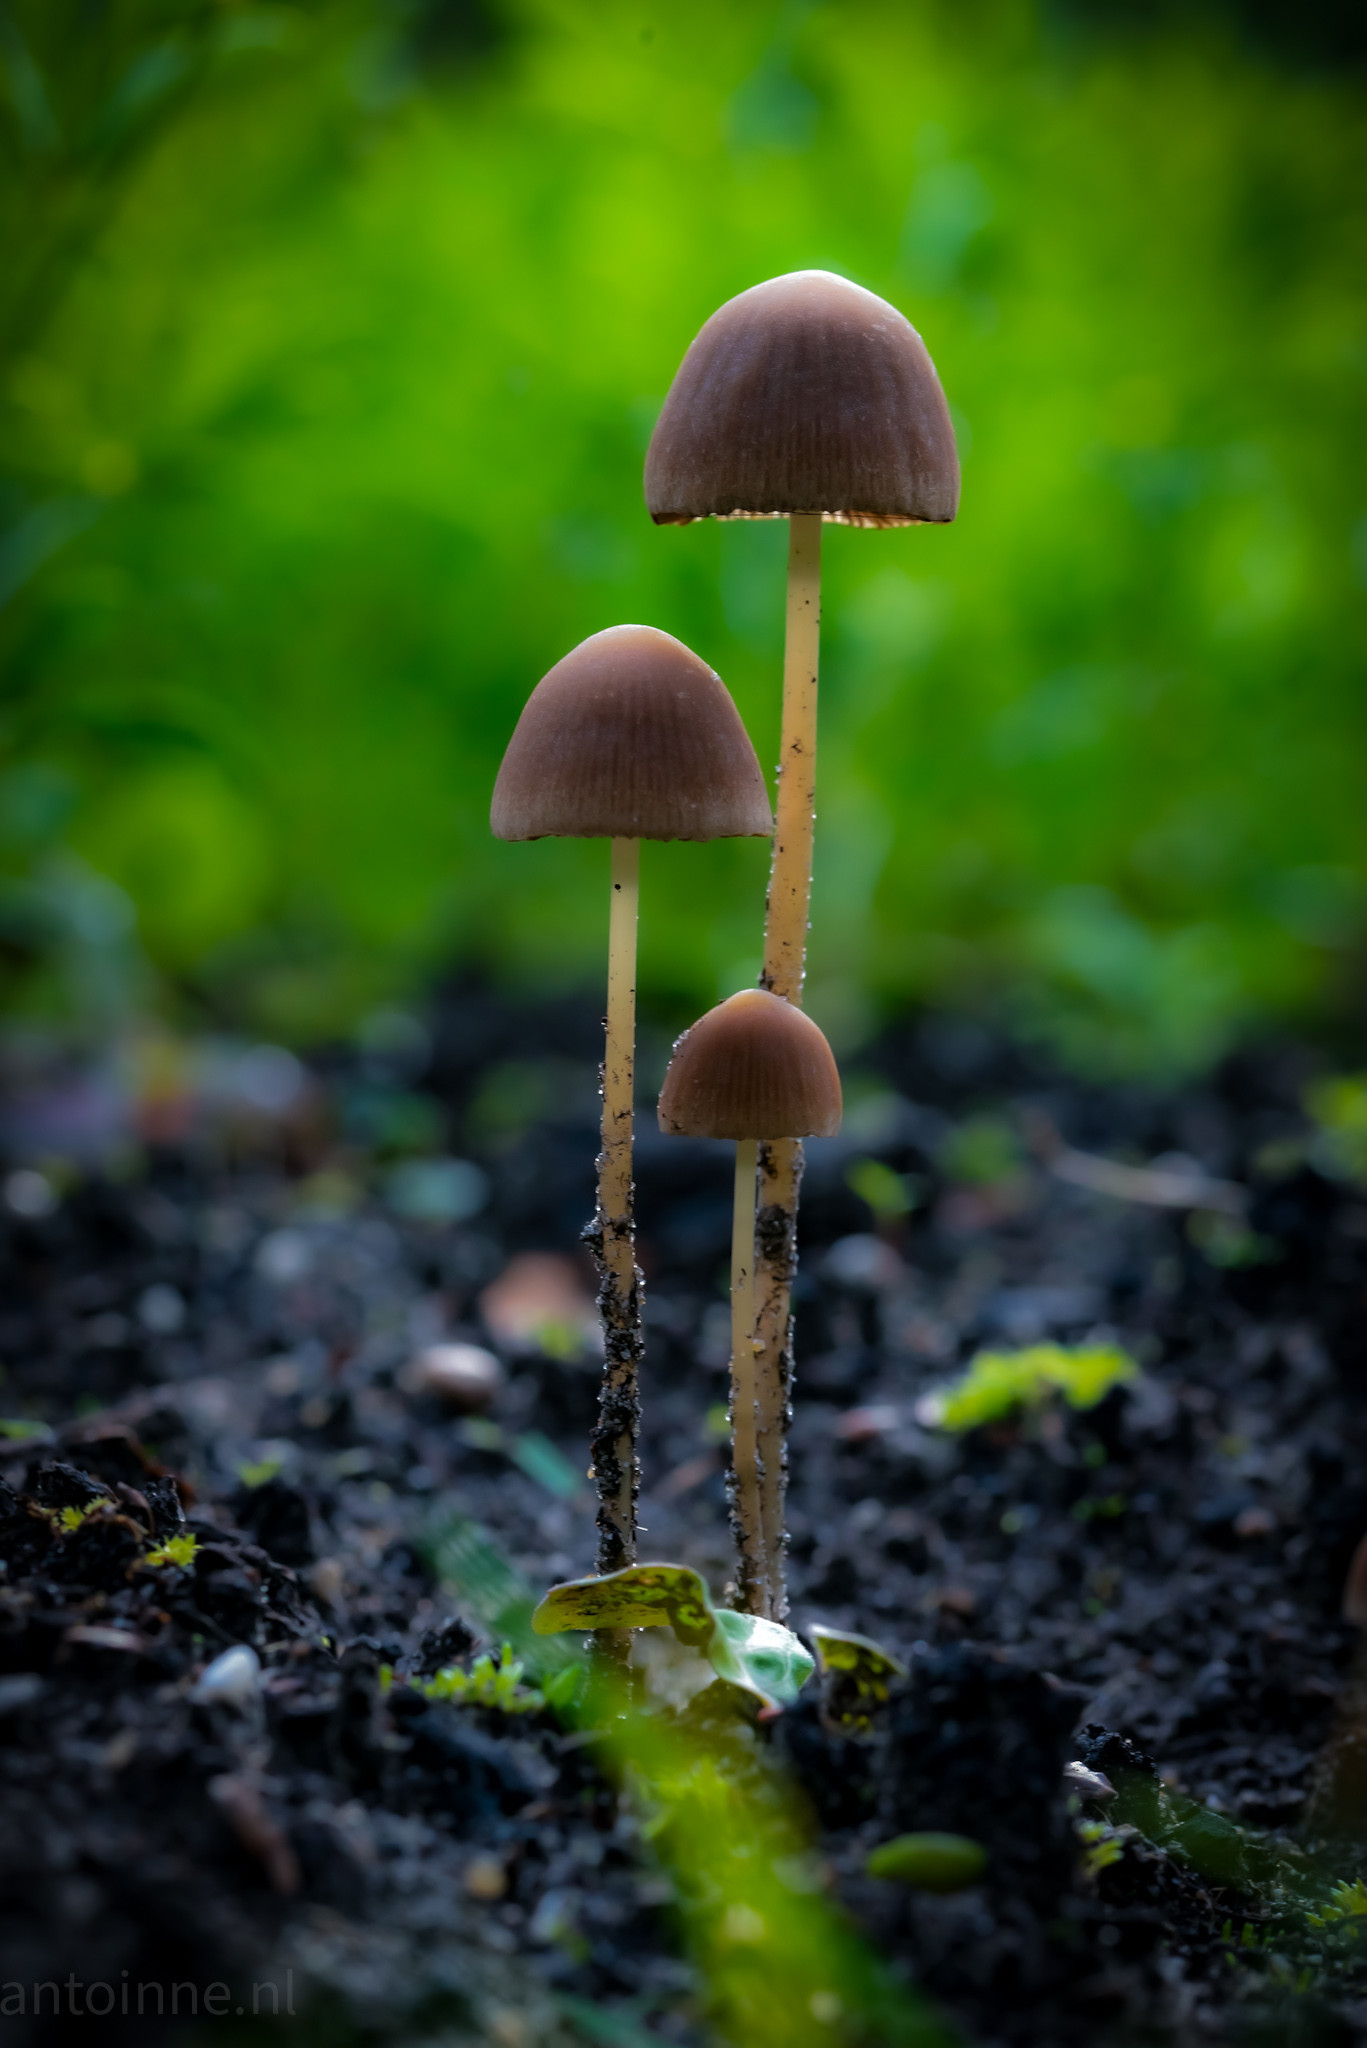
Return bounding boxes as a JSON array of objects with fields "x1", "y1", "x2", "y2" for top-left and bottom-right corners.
[
  {"x1": 493, "y1": 627, "x2": 771, "y2": 1610},
  {"x1": 658, "y1": 988, "x2": 841, "y2": 1613},
  {"x1": 646, "y1": 271, "x2": 958, "y2": 1619}
]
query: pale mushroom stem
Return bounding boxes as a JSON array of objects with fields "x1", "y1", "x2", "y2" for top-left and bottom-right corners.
[
  {"x1": 728, "y1": 1136, "x2": 767, "y2": 1611},
  {"x1": 588, "y1": 835, "x2": 643, "y2": 1668},
  {"x1": 754, "y1": 511, "x2": 822, "y2": 1620}
]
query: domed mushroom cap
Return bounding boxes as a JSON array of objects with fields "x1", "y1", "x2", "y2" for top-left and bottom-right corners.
[
  {"x1": 491, "y1": 625, "x2": 773, "y2": 842},
  {"x1": 658, "y1": 988, "x2": 842, "y2": 1140},
  {"x1": 645, "y1": 270, "x2": 959, "y2": 529}
]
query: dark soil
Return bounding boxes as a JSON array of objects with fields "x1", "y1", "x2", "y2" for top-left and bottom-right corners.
[{"x1": 2, "y1": 987, "x2": 1366, "y2": 2048}]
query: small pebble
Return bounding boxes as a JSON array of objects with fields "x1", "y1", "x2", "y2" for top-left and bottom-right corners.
[
  {"x1": 402, "y1": 1342, "x2": 504, "y2": 1413},
  {"x1": 835, "y1": 1403, "x2": 900, "y2": 1443},
  {"x1": 3, "y1": 1169, "x2": 57, "y2": 1219},
  {"x1": 138, "y1": 1282, "x2": 186, "y2": 1335},
  {"x1": 190, "y1": 1644, "x2": 262, "y2": 1709},
  {"x1": 310, "y1": 1557, "x2": 346, "y2": 1609},
  {"x1": 465, "y1": 1855, "x2": 508, "y2": 1900},
  {"x1": 0, "y1": 1673, "x2": 44, "y2": 1715},
  {"x1": 1063, "y1": 1760, "x2": 1117, "y2": 1802}
]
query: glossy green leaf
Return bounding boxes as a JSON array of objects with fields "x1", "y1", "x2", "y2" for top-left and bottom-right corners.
[
  {"x1": 809, "y1": 1625, "x2": 907, "y2": 1735},
  {"x1": 865, "y1": 1833, "x2": 989, "y2": 1891},
  {"x1": 710, "y1": 1610, "x2": 815, "y2": 1709},
  {"x1": 532, "y1": 1563, "x2": 717, "y2": 1647},
  {"x1": 533, "y1": 1563, "x2": 815, "y2": 1709}
]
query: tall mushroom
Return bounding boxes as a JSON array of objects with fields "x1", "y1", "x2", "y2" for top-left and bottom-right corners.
[
  {"x1": 645, "y1": 269, "x2": 959, "y2": 1616},
  {"x1": 657, "y1": 987, "x2": 841, "y2": 1613},
  {"x1": 491, "y1": 626, "x2": 772, "y2": 1635}
]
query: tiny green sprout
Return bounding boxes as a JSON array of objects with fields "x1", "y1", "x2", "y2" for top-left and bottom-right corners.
[
  {"x1": 381, "y1": 1645, "x2": 560, "y2": 1717},
  {"x1": 143, "y1": 1533, "x2": 198, "y2": 1569},
  {"x1": 420, "y1": 1644, "x2": 544, "y2": 1714},
  {"x1": 1072, "y1": 1493, "x2": 1129, "y2": 1522},
  {"x1": 0, "y1": 1417, "x2": 53, "y2": 1442},
  {"x1": 1186, "y1": 1210, "x2": 1281, "y2": 1269},
  {"x1": 58, "y1": 1499, "x2": 106, "y2": 1531},
  {"x1": 1306, "y1": 1073, "x2": 1367, "y2": 1187},
  {"x1": 1309, "y1": 1879, "x2": 1367, "y2": 1929},
  {"x1": 236, "y1": 1457, "x2": 283, "y2": 1489},
  {"x1": 845, "y1": 1157, "x2": 919, "y2": 1221},
  {"x1": 917, "y1": 1342, "x2": 1138, "y2": 1433},
  {"x1": 865, "y1": 1833, "x2": 988, "y2": 1892},
  {"x1": 1077, "y1": 1820, "x2": 1126, "y2": 1878},
  {"x1": 939, "y1": 1115, "x2": 1021, "y2": 1188}
]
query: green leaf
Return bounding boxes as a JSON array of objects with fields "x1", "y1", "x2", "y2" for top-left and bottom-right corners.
[
  {"x1": 865, "y1": 1833, "x2": 989, "y2": 1891},
  {"x1": 532, "y1": 1564, "x2": 814, "y2": 1709},
  {"x1": 809, "y1": 1625, "x2": 907, "y2": 1735},
  {"x1": 0, "y1": 1417, "x2": 53, "y2": 1442},
  {"x1": 918, "y1": 1342, "x2": 1138, "y2": 1432},
  {"x1": 532, "y1": 1563, "x2": 716, "y2": 1647},
  {"x1": 709, "y1": 1610, "x2": 814, "y2": 1708}
]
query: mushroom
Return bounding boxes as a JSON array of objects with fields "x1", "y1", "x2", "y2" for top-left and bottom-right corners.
[
  {"x1": 491, "y1": 625, "x2": 771, "y2": 1608},
  {"x1": 645, "y1": 269, "x2": 958, "y2": 1617},
  {"x1": 658, "y1": 988, "x2": 841, "y2": 1614}
]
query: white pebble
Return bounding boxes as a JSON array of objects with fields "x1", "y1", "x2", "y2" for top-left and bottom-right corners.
[
  {"x1": 138, "y1": 1283, "x2": 185, "y2": 1334},
  {"x1": 1063, "y1": 1760, "x2": 1116, "y2": 1802},
  {"x1": 190, "y1": 1645, "x2": 261, "y2": 1709},
  {"x1": 4, "y1": 1169, "x2": 57, "y2": 1219},
  {"x1": 402, "y1": 1342, "x2": 503, "y2": 1413}
]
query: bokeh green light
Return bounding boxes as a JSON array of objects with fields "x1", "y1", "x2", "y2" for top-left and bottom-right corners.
[{"x1": 2, "y1": 0, "x2": 1362, "y2": 1069}]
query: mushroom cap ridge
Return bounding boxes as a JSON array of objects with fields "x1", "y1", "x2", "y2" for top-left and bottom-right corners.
[
  {"x1": 645, "y1": 270, "x2": 960, "y2": 529},
  {"x1": 657, "y1": 988, "x2": 842, "y2": 1140},
  {"x1": 491, "y1": 624, "x2": 773, "y2": 843}
]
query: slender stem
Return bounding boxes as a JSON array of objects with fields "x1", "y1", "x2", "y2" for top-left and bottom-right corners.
[
  {"x1": 600, "y1": 835, "x2": 640, "y2": 1288},
  {"x1": 754, "y1": 512, "x2": 822, "y2": 1620},
  {"x1": 729, "y1": 1137, "x2": 766, "y2": 1613},
  {"x1": 589, "y1": 837, "x2": 643, "y2": 1670},
  {"x1": 762, "y1": 514, "x2": 822, "y2": 1005}
]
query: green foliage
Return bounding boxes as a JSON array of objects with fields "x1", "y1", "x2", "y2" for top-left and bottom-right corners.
[
  {"x1": 865, "y1": 1832, "x2": 988, "y2": 1892},
  {"x1": 533, "y1": 1561, "x2": 814, "y2": 1710},
  {"x1": 0, "y1": 1, "x2": 1363, "y2": 1065},
  {"x1": 1099, "y1": 1757, "x2": 1367, "y2": 1988},
  {"x1": 620, "y1": 1704, "x2": 950, "y2": 2047},
  {"x1": 938, "y1": 1116, "x2": 1022, "y2": 1188},
  {"x1": 458, "y1": 1418, "x2": 584, "y2": 1499},
  {"x1": 1307, "y1": 1880, "x2": 1367, "y2": 1931},
  {"x1": 845, "y1": 1156, "x2": 920, "y2": 1219},
  {"x1": 1306, "y1": 1075, "x2": 1367, "y2": 1187},
  {"x1": 918, "y1": 1341, "x2": 1138, "y2": 1432},
  {"x1": 142, "y1": 1531, "x2": 197, "y2": 1567},
  {"x1": 423, "y1": 1512, "x2": 579, "y2": 1679},
  {"x1": 400, "y1": 1642, "x2": 548, "y2": 1715},
  {"x1": 57, "y1": 1498, "x2": 103, "y2": 1530},
  {"x1": 0, "y1": 1416, "x2": 52, "y2": 1441},
  {"x1": 1076, "y1": 1819, "x2": 1128, "y2": 1879},
  {"x1": 234, "y1": 1455, "x2": 283, "y2": 1489}
]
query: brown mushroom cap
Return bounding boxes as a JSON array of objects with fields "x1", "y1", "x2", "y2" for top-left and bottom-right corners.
[
  {"x1": 490, "y1": 625, "x2": 774, "y2": 842},
  {"x1": 645, "y1": 270, "x2": 959, "y2": 529},
  {"x1": 657, "y1": 988, "x2": 842, "y2": 1140}
]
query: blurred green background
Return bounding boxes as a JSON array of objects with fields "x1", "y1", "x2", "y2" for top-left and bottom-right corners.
[{"x1": 1, "y1": 0, "x2": 1363, "y2": 1073}]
